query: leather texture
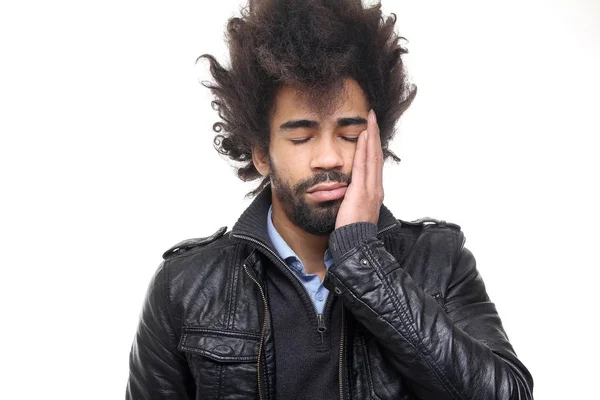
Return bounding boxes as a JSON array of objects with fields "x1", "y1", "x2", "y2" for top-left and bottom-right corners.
[{"x1": 127, "y1": 188, "x2": 533, "y2": 399}]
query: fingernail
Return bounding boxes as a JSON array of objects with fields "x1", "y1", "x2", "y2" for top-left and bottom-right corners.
[{"x1": 369, "y1": 109, "x2": 376, "y2": 123}]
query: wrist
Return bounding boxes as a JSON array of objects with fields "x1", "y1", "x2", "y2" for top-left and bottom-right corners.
[{"x1": 329, "y1": 222, "x2": 378, "y2": 260}]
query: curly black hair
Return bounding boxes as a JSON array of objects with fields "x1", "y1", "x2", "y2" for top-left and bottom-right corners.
[{"x1": 200, "y1": 0, "x2": 417, "y2": 197}]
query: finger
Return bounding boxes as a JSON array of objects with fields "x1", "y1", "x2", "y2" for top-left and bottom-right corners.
[
  {"x1": 367, "y1": 109, "x2": 382, "y2": 194},
  {"x1": 352, "y1": 128, "x2": 368, "y2": 187},
  {"x1": 372, "y1": 110, "x2": 384, "y2": 194}
]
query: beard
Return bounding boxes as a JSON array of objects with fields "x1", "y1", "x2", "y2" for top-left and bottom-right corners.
[{"x1": 268, "y1": 159, "x2": 351, "y2": 235}]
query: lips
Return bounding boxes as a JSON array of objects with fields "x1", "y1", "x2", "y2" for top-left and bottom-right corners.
[
  {"x1": 307, "y1": 183, "x2": 348, "y2": 201},
  {"x1": 307, "y1": 183, "x2": 347, "y2": 193}
]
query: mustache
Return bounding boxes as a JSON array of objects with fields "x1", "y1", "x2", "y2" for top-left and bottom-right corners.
[{"x1": 295, "y1": 171, "x2": 352, "y2": 194}]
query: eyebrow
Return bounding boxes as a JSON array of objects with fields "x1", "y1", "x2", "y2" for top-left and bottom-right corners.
[{"x1": 279, "y1": 116, "x2": 367, "y2": 131}]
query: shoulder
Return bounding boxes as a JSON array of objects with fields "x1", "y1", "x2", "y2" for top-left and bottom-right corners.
[
  {"x1": 397, "y1": 216, "x2": 461, "y2": 232},
  {"x1": 161, "y1": 226, "x2": 231, "y2": 260},
  {"x1": 145, "y1": 227, "x2": 240, "y2": 331},
  {"x1": 393, "y1": 216, "x2": 464, "y2": 243},
  {"x1": 158, "y1": 226, "x2": 242, "y2": 297},
  {"x1": 393, "y1": 216, "x2": 466, "y2": 262},
  {"x1": 389, "y1": 217, "x2": 468, "y2": 293},
  {"x1": 158, "y1": 226, "x2": 243, "y2": 282}
]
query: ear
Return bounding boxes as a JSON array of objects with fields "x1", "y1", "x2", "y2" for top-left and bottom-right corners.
[{"x1": 252, "y1": 146, "x2": 270, "y2": 177}]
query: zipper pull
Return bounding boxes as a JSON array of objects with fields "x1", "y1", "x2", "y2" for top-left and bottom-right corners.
[{"x1": 317, "y1": 313, "x2": 327, "y2": 344}]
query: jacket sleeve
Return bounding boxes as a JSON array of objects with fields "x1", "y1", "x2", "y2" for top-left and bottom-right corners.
[
  {"x1": 325, "y1": 222, "x2": 534, "y2": 400},
  {"x1": 126, "y1": 260, "x2": 195, "y2": 400}
]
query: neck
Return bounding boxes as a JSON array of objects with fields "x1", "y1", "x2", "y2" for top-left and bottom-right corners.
[{"x1": 270, "y1": 197, "x2": 329, "y2": 275}]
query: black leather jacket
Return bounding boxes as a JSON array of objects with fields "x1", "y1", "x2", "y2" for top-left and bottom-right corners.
[{"x1": 127, "y1": 187, "x2": 533, "y2": 399}]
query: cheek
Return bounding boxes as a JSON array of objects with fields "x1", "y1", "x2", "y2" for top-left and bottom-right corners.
[
  {"x1": 270, "y1": 147, "x2": 310, "y2": 177},
  {"x1": 344, "y1": 145, "x2": 357, "y2": 168},
  {"x1": 269, "y1": 154, "x2": 297, "y2": 181}
]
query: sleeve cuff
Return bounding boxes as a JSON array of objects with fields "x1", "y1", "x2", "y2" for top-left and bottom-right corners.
[{"x1": 329, "y1": 222, "x2": 378, "y2": 260}]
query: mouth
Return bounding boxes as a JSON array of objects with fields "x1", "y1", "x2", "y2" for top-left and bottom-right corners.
[{"x1": 307, "y1": 183, "x2": 347, "y2": 202}]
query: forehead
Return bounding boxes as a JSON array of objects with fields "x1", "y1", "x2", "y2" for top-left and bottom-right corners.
[{"x1": 270, "y1": 78, "x2": 369, "y2": 121}]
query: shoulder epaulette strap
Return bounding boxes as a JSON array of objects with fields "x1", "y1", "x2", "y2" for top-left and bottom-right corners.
[
  {"x1": 162, "y1": 226, "x2": 228, "y2": 260},
  {"x1": 398, "y1": 217, "x2": 461, "y2": 231}
]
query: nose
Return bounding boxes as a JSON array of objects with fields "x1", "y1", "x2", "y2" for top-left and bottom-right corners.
[{"x1": 309, "y1": 135, "x2": 344, "y2": 171}]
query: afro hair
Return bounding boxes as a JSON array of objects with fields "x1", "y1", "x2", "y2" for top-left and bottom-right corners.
[{"x1": 200, "y1": 0, "x2": 417, "y2": 197}]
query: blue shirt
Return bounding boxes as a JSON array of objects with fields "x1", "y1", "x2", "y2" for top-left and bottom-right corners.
[{"x1": 267, "y1": 205, "x2": 333, "y2": 314}]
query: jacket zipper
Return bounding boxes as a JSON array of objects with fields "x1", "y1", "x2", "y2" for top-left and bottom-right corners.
[
  {"x1": 339, "y1": 305, "x2": 346, "y2": 400},
  {"x1": 243, "y1": 263, "x2": 268, "y2": 400},
  {"x1": 234, "y1": 234, "x2": 333, "y2": 337},
  {"x1": 378, "y1": 223, "x2": 397, "y2": 236}
]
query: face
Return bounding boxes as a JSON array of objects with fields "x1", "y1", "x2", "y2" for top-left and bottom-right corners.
[{"x1": 254, "y1": 78, "x2": 370, "y2": 235}]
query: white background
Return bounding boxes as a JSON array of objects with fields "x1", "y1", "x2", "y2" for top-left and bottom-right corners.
[{"x1": 1, "y1": 0, "x2": 598, "y2": 398}]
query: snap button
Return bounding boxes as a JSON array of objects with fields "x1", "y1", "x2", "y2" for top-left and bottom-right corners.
[
  {"x1": 360, "y1": 258, "x2": 368, "y2": 266},
  {"x1": 334, "y1": 287, "x2": 342, "y2": 294}
]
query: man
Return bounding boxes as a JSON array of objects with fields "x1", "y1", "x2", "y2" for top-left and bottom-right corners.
[{"x1": 127, "y1": 0, "x2": 533, "y2": 399}]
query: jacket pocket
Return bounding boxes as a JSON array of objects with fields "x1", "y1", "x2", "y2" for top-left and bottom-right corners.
[{"x1": 178, "y1": 328, "x2": 260, "y2": 399}]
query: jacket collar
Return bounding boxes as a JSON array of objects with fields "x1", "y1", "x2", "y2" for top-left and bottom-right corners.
[{"x1": 231, "y1": 184, "x2": 400, "y2": 253}]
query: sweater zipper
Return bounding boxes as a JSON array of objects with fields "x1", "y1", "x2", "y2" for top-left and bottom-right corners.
[
  {"x1": 317, "y1": 294, "x2": 334, "y2": 344},
  {"x1": 243, "y1": 263, "x2": 268, "y2": 400}
]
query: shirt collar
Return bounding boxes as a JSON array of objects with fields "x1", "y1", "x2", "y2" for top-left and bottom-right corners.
[{"x1": 267, "y1": 205, "x2": 298, "y2": 262}]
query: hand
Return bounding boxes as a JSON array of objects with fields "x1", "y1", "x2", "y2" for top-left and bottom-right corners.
[{"x1": 335, "y1": 109, "x2": 384, "y2": 229}]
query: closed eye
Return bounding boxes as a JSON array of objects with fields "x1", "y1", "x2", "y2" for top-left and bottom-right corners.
[
  {"x1": 291, "y1": 137, "x2": 359, "y2": 145},
  {"x1": 290, "y1": 138, "x2": 311, "y2": 144}
]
